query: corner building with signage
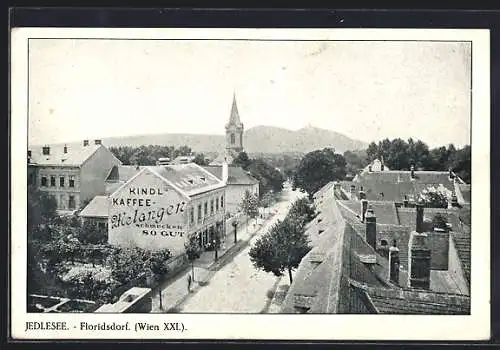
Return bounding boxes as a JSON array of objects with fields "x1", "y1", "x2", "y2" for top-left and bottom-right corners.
[{"x1": 108, "y1": 163, "x2": 226, "y2": 256}]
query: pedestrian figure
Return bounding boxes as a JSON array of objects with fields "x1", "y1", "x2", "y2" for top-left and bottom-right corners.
[{"x1": 187, "y1": 274, "x2": 192, "y2": 292}]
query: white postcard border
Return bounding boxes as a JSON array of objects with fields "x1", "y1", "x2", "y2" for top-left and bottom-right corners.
[{"x1": 10, "y1": 27, "x2": 490, "y2": 340}]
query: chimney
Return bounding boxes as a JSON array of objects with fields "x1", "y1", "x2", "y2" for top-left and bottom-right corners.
[
  {"x1": 83, "y1": 139, "x2": 89, "y2": 147},
  {"x1": 415, "y1": 203, "x2": 424, "y2": 233},
  {"x1": 448, "y1": 168, "x2": 454, "y2": 180},
  {"x1": 359, "y1": 186, "x2": 366, "y2": 200},
  {"x1": 365, "y1": 205, "x2": 377, "y2": 249},
  {"x1": 407, "y1": 230, "x2": 431, "y2": 290},
  {"x1": 27, "y1": 150, "x2": 32, "y2": 158},
  {"x1": 42, "y1": 145, "x2": 50, "y2": 155},
  {"x1": 368, "y1": 165, "x2": 372, "y2": 172},
  {"x1": 410, "y1": 164, "x2": 415, "y2": 179},
  {"x1": 222, "y1": 157, "x2": 229, "y2": 184},
  {"x1": 94, "y1": 139, "x2": 102, "y2": 145},
  {"x1": 388, "y1": 239, "x2": 400, "y2": 285},
  {"x1": 403, "y1": 195, "x2": 409, "y2": 208},
  {"x1": 63, "y1": 144, "x2": 68, "y2": 154},
  {"x1": 360, "y1": 199, "x2": 368, "y2": 222},
  {"x1": 381, "y1": 158, "x2": 385, "y2": 171}
]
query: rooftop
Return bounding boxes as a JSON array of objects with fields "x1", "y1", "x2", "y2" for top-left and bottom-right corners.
[
  {"x1": 148, "y1": 163, "x2": 223, "y2": 197},
  {"x1": 94, "y1": 287, "x2": 151, "y2": 313},
  {"x1": 349, "y1": 170, "x2": 464, "y2": 202},
  {"x1": 349, "y1": 279, "x2": 470, "y2": 315},
  {"x1": 202, "y1": 165, "x2": 259, "y2": 185},
  {"x1": 28, "y1": 143, "x2": 105, "y2": 167},
  {"x1": 79, "y1": 196, "x2": 108, "y2": 218}
]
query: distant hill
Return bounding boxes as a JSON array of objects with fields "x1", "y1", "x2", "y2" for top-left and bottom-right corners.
[{"x1": 31, "y1": 125, "x2": 367, "y2": 155}]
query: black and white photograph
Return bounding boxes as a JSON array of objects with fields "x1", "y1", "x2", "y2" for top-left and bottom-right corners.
[{"x1": 11, "y1": 27, "x2": 490, "y2": 340}]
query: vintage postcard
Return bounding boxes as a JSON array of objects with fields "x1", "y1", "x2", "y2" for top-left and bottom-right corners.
[{"x1": 10, "y1": 27, "x2": 490, "y2": 340}]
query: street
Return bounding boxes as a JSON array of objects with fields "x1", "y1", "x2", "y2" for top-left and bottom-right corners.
[{"x1": 177, "y1": 187, "x2": 302, "y2": 313}]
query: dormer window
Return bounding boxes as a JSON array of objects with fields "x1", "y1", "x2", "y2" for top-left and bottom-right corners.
[
  {"x1": 200, "y1": 177, "x2": 206, "y2": 182},
  {"x1": 187, "y1": 179, "x2": 194, "y2": 184}
]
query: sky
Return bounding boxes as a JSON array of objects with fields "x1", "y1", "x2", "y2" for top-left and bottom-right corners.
[{"x1": 28, "y1": 39, "x2": 471, "y2": 148}]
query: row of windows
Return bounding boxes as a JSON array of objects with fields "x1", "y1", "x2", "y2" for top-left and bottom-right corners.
[
  {"x1": 190, "y1": 194, "x2": 224, "y2": 225},
  {"x1": 40, "y1": 175, "x2": 75, "y2": 188}
]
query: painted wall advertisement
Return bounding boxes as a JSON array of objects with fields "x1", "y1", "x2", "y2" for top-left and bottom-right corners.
[{"x1": 108, "y1": 170, "x2": 188, "y2": 253}]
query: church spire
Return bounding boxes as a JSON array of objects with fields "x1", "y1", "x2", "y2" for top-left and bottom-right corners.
[{"x1": 228, "y1": 92, "x2": 243, "y2": 127}]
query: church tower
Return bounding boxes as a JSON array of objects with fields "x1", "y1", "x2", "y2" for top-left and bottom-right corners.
[{"x1": 225, "y1": 93, "x2": 244, "y2": 154}]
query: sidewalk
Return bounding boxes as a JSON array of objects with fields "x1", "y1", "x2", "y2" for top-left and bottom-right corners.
[{"x1": 151, "y1": 210, "x2": 278, "y2": 313}]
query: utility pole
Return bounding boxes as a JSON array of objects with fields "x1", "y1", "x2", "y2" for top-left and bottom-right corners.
[{"x1": 232, "y1": 221, "x2": 238, "y2": 244}]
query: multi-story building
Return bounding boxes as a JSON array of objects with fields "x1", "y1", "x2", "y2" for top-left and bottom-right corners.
[
  {"x1": 202, "y1": 165, "x2": 259, "y2": 215},
  {"x1": 103, "y1": 162, "x2": 227, "y2": 256},
  {"x1": 27, "y1": 140, "x2": 122, "y2": 212}
]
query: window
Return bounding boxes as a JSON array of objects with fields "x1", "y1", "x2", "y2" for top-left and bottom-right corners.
[
  {"x1": 190, "y1": 207, "x2": 195, "y2": 224},
  {"x1": 59, "y1": 176, "x2": 65, "y2": 187},
  {"x1": 69, "y1": 176, "x2": 75, "y2": 188},
  {"x1": 41, "y1": 176, "x2": 47, "y2": 187},
  {"x1": 50, "y1": 176, "x2": 56, "y2": 187},
  {"x1": 68, "y1": 195, "x2": 76, "y2": 209},
  {"x1": 59, "y1": 195, "x2": 65, "y2": 209},
  {"x1": 197, "y1": 204, "x2": 202, "y2": 223},
  {"x1": 210, "y1": 199, "x2": 214, "y2": 215},
  {"x1": 230, "y1": 133, "x2": 236, "y2": 144},
  {"x1": 215, "y1": 197, "x2": 219, "y2": 212},
  {"x1": 204, "y1": 202, "x2": 208, "y2": 216},
  {"x1": 220, "y1": 195, "x2": 224, "y2": 208}
]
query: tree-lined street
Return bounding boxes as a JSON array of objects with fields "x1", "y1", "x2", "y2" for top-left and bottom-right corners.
[{"x1": 177, "y1": 186, "x2": 302, "y2": 313}]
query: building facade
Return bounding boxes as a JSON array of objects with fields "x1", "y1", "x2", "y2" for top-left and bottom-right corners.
[
  {"x1": 107, "y1": 163, "x2": 226, "y2": 255},
  {"x1": 203, "y1": 165, "x2": 259, "y2": 215},
  {"x1": 28, "y1": 140, "x2": 122, "y2": 212}
]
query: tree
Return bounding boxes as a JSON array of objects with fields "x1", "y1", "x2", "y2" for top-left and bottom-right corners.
[
  {"x1": 192, "y1": 153, "x2": 209, "y2": 166},
  {"x1": 175, "y1": 145, "x2": 193, "y2": 157},
  {"x1": 77, "y1": 221, "x2": 107, "y2": 245},
  {"x1": 432, "y1": 214, "x2": 448, "y2": 231},
  {"x1": 28, "y1": 185, "x2": 58, "y2": 232},
  {"x1": 417, "y1": 186, "x2": 449, "y2": 208},
  {"x1": 232, "y1": 151, "x2": 252, "y2": 170},
  {"x1": 247, "y1": 158, "x2": 285, "y2": 197},
  {"x1": 288, "y1": 197, "x2": 316, "y2": 222},
  {"x1": 293, "y1": 148, "x2": 346, "y2": 198},
  {"x1": 343, "y1": 150, "x2": 367, "y2": 176},
  {"x1": 260, "y1": 191, "x2": 275, "y2": 217},
  {"x1": 249, "y1": 216, "x2": 311, "y2": 284},
  {"x1": 366, "y1": 142, "x2": 379, "y2": 163},
  {"x1": 184, "y1": 233, "x2": 201, "y2": 281},
  {"x1": 240, "y1": 190, "x2": 259, "y2": 228}
]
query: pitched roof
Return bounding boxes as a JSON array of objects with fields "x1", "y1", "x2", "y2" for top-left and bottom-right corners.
[
  {"x1": 106, "y1": 165, "x2": 145, "y2": 183},
  {"x1": 352, "y1": 170, "x2": 459, "y2": 202},
  {"x1": 28, "y1": 144, "x2": 103, "y2": 166},
  {"x1": 451, "y1": 232, "x2": 471, "y2": 286},
  {"x1": 202, "y1": 165, "x2": 259, "y2": 185},
  {"x1": 350, "y1": 280, "x2": 470, "y2": 315},
  {"x1": 79, "y1": 196, "x2": 108, "y2": 218},
  {"x1": 150, "y1": 163, "x2": 223, "y2": 197},
  {"x1": 340, "y1": 200, "x2": 399, "y2": 225},
  {"x1": 458, "y1": 184, "x2": 471, "y2": 203},
  {"x1": 281, "y1": 200, "x2": 347, "y2": 313}
]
